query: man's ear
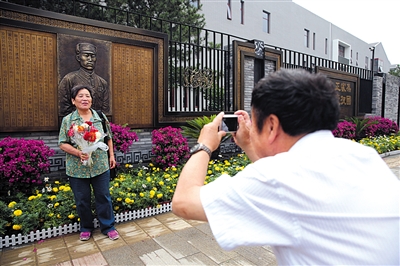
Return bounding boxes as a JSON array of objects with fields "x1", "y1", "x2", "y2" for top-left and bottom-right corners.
[{"x1": 266, "y1": 114, "x2": 280, "y2": 143}]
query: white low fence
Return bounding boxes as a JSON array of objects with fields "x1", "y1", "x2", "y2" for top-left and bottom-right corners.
[{"x1": 0, "y1": 202, "x2": 172, "y2": 249}]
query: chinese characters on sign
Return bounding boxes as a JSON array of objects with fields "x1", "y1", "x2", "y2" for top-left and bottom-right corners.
[
  {"x1": 335, "y1": 81, "x2": 352, "y2": 106},
  {"x1": 332, "y1": 79, "x2": 355, "y2": 119}
]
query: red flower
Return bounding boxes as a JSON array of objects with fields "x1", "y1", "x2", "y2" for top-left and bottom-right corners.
[
  {"x1": 83, "y1": 131, "x2": 97, "y2": 142},
  {"x1": 85, "y1": 121, "x2": 93, "y2": 126}
]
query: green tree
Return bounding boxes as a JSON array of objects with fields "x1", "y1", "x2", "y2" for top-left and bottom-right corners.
[
  {"x1": 389, "y1": 64, "x2": 400, "y2": 77},
  {"x1": 101, "y1": 0, "x2": 206, "y2": 96}
]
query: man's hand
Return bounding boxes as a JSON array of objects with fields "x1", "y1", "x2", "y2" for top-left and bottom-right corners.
[
  {"x1": 232, "y1": 110, "x2": 252, "y2": 150},
  {"x1": 198, "y1": 112, "x2": 227, "y2": 152}
]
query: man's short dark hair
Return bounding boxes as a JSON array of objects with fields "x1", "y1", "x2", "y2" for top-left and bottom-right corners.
[
  {"x1": 251, "y1": 68, "x2": 340, "y2": 136},
  {"x1": 71, "y1": 85, "x2": 94, "y2": 100}
]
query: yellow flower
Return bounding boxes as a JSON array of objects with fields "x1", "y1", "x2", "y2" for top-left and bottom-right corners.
[
  {"x1": 54, "y1": 202, "x2": 60, "y2": 207},
  {"x1": 12, "y1": 224, "x2": 21, "y2": 230},
  {"x1": 68, "y1": 214, "x2": 75, "y2": 219},
  {"x1": 159, "y1": 181, "x2": 164, "y2": 186},
  {"x1": 59, "y1": 186, "x2": 65, "y2": 191},
  {"x1": 52, "y1": 187, "x2": 59, "y2": 193},
  {"x1": 55, "y1": 181, "x2": 60, "y2": 184},
  {"x1": 72, "y1": 205, "x2": 76, "y2": 209},
  {"x1": 207, "y1": 170, "x2": 212, "y2": 174},
  {"x1": 50, "y1": 195, "x2": 56, "y2": 200},
  {"x1": 149, "y1": 163, "x2": 154, "y2": 167},
  {"x1": 113, "y1": 183, "x2": 119, "y2": 187},
  {"x1": 117, "y1": 197, "x2": 122, "y2": 202},
  {"x1": 36, "y1": 193, "x2": 42, "y2": 198},
  {"x1": 8, "y1": 201, "x2": 17, "y2": 208},
  {"x1": 157, "y1": 193, "x2": 163, "y2": 199},
  {"x1": 28, "y1": 196, "x2": 35, "y2": 201},
  {"x1": 114, "y1": 206, "x2": 120, "y2": 211},
  {"x1": 48, "y1": 213, "x2": 54, "y2": 217},
  {"x1": 172, "y1": 167, "x2": 177, "y2": 171},
  {"x1": 156, "y1": 204, "x2": 161, "y2": 208},
  {"x1": 13, "y1": 209, "x2": 22, "y2": 216},
  {"x1": 57, "y1": 214, "x2": 61, "y2": 218},
  {"x1": 64, "y1": 187, "x2": 71, "y2": 192},
  {"x1": 146, "y1": 177, "x2": 152, "y2": 182},
  {"x1": 140, "y1": 193, "x2": 145, "y2": 197}
]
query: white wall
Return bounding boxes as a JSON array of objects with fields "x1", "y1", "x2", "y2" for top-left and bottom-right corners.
[{"x1": 199, "y1": 0, "x2": 392, "y2": 73}]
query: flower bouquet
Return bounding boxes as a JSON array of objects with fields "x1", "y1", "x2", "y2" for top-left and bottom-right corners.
[{"x1": 68, "y1": 121, "x2": 109, "y2": 166}]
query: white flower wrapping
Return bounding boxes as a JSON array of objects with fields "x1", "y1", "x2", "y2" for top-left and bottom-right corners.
[{"x1": 69, "y1": 122, "x2": 109, "y2": 166}]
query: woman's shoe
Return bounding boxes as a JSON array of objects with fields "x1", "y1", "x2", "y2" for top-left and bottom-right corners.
[
  {"x1": 79, "y1": 231, "x2": 91, "y2": 241},
  {"x1": 107, "y1": 229, "x2": 119, "y2": 240}
]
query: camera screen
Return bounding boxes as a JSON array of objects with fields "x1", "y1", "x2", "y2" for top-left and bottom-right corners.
[{"x1": 221, "y1": 115, "x2": 238, "y2": 132}]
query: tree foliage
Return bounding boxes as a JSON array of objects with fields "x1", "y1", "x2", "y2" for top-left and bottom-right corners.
[{"x1": 389, "y1": 64, "x2": 400, "y2": 77}]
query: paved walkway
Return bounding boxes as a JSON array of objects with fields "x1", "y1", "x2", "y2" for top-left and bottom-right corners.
[{"x1": 1, "y1": 154, "x2": 399, "y2": 266}]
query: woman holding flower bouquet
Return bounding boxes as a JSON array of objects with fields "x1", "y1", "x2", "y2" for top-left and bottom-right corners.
[{"x1": 58, "y1": 85, "x2": 119, "y2": 241}]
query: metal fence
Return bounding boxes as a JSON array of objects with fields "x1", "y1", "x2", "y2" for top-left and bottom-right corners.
[{"x1": 5, "y1": 0, "x2": 373, "y2": 114}]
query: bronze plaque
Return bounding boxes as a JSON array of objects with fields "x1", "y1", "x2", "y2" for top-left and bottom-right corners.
[
  {"x1": 0, "y1": 26, "x2": 57, "y2": 131},
  {"x1": 112, "y1": 43, "x2": 153, "y2": 127},
  {"x1": 316, "y1": 67, "x2": 359, "y2": 119}
]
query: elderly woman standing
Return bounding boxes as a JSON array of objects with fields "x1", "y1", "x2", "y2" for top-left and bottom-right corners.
[{"x1": 58, "y1": 84, "x2": 119, "y2": 241}]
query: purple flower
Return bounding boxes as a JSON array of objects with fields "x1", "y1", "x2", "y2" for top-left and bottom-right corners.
[
  {"x1": 0, "y1": 137, "x2": 55, "y2": 195},
  {"x1": 110, "y1": 123, "x2": 139, "y2": 154},
  {"x1": 151, "y1": 127, "x2": 190, "y2": 169}
]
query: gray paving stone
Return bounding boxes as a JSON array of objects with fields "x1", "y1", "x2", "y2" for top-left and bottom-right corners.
[
  {"x1": 178, "y1": 252, "x2": 219, "y2": 265},
  {"x1": 219, "y1": 255, "x2": 258, "y2": 266},
  {"x1": 128, "y1": 238, "x2": 163, "y2": 256},
  {"x1": 153, "y1": 232, "x2": 200, "y2": 260},
  {"x1": 137, "y1": 248, "x2": 180, "y2": 265},
  {"x1": 102, "y1": 246, "x2": 144, "y2": 266},
  {"x1": 177, "y1": 228, "x2": 238, "y2": 264},
  {"x1": 234, "y1": 245, "x2": 277, "y2": 266}
]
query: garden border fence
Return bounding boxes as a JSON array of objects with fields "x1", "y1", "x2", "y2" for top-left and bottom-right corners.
[{"x1": 0, "y1": 202, "x2": 172, "y2": 249}]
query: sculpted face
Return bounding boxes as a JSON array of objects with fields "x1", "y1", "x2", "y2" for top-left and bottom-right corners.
[{"x1": 77, "y1": 51, "x2": 97, "y2": 71}]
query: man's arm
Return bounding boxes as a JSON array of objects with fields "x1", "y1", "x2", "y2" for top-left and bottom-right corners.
[{"x1": 172, "y1": 112, "x2": 226, "y2": 221}]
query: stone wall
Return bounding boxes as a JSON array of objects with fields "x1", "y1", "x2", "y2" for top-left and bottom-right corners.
[{"x1": 371, "y1": 73, "x2": 400, "y2": 122}]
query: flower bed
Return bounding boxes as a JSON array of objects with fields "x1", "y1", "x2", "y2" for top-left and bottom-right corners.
[
  {"x1": 2, "y1": 117, "x2": 400, "y2": 248},
  {"x1": 0, "y1": 203, "x2": 171, "y2": 248}
]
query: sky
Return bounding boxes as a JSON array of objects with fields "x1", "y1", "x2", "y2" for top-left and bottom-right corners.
[{"x1": 292, "y1": 0, "x2": 400, "y2": 65}]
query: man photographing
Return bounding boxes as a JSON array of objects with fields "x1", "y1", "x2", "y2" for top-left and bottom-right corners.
[{"x1": 172, "y1": 68, "x2": 399, "y2": 265}]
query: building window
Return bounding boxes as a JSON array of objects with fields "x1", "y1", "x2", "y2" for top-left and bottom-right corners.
[
  {"x1": 304, "y1": 29, "x2": 309, "y2": 48},
  {"x1": 263, "y1": 11, "x2": 270, "y2": 33},
  {"x1": 241, "y1": 0, "x2": 244, "y2": 24},
  {"x1": 227, "y1": 0, "x2": 232, "y2": 20},
  {"x1": 356, "y1": 52, "x2": 358, "y2": 60},
  {"x1": 338, "y1": 45, "x2": 345, "y2": 57},
  {"x1": 365, "y1": 56, "x2": 369, "y2": 69},
  {"x1": 325, "y1": 38, "x2": 328, "y2": 54},
  {"x1": 350, "y1": 49, "x2": 353, "y2": 64},
  {"x1": 313, "y1": 33, "x2": 316, "y2": 50}
]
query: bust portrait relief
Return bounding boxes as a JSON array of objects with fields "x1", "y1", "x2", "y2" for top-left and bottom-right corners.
[{"x1": 58, "y1": 37, "x2": 111, "y2": 117}]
